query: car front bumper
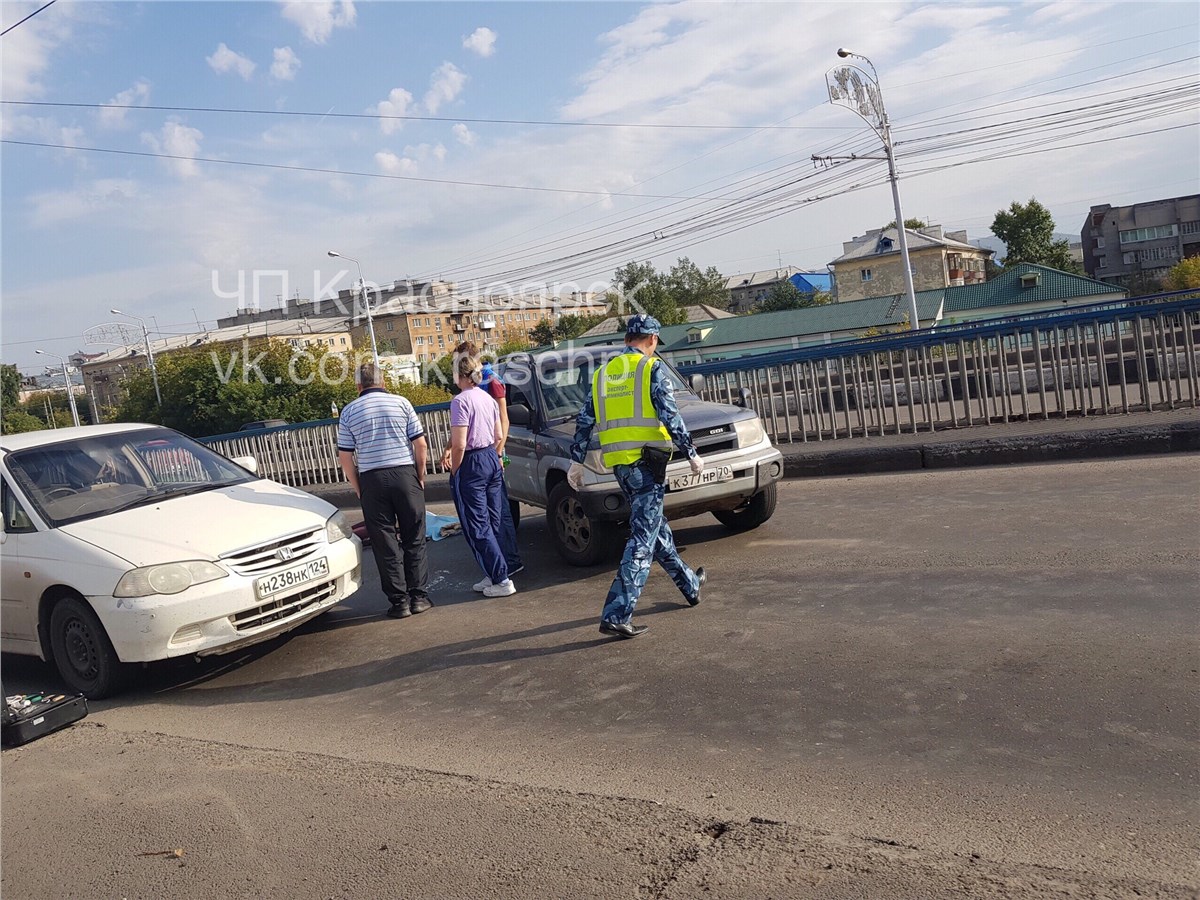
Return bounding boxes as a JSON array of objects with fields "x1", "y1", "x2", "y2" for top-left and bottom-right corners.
[
  {"x1": 575, "y1": 443, "x2": 784, "y2": 522},
  {"x1": 90, "y1": 537, "x2": 363, "y2": 663}
]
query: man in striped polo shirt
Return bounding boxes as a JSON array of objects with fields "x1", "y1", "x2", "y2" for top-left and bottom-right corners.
[{"x1": 338, "y1": 362, "x2": 431, "y2": 619}]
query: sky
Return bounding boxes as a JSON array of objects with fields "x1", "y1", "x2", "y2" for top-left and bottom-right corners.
[{"x1": 2, "y1": 0, "x2": 1198, "y2": 373}]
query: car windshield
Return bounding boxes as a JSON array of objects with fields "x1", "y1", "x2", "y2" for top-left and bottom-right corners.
[
  {"x1": 5, "y1": 427, "x2": 256, "y2": 528},
  {"x1": 536, "y1": 351, "x2": 689, "y2": 421}
]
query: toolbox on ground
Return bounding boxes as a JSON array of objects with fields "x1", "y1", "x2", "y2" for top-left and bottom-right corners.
[{"x1": 2, "y1": 692, "x2": 89, "y2": 747}]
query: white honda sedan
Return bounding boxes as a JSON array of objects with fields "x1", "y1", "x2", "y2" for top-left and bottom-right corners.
[{"x1": 0, "y1": 423, "x2": 362, "y2": 697}]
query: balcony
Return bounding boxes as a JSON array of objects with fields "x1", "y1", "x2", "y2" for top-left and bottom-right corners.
[{"x1": 480, "y1": 318, "x2": 496, "y2": 330}]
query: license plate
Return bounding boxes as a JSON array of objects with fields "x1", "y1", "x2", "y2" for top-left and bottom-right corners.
[
  {"x1": 255, "y1": 557, "x2": 329, "y2": 599},
  {"x1": 668, "y1": 465, "x2": 734, "y2": 491}
]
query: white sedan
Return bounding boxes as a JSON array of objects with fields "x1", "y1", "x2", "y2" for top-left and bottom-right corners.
[{"x1": 0, "y1": 423, "x2": 362, "y2": 697}]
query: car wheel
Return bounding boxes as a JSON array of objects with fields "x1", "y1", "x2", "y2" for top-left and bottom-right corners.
[
  {"x1": 712, "y1": 482, "x2": 778, "y2": 533},
  {"x1": 509, "y1": 498, "x2": 521, "y2": 530},
  {"x1": 48, "y1": 595, "x2": 126, "y2": 699},
  {"x1": 546, "y1": 481, "x2": 618, "y2": 566}
]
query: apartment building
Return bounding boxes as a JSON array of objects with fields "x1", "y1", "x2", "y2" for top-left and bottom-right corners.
[
  {"x1": 1081, "y1": 194, "x2": 1200, "y2": 286},
  {"x1": 830, "y1": 225, "x2": 992, "y2": 303}
]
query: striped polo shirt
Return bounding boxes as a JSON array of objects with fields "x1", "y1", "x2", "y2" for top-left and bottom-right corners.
[{"x1": 336, "y1": 388, "x2": 425, "y2": 472}]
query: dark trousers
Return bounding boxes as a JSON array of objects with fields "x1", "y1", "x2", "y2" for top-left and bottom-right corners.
[
  {"x1": 451, "y1": 448, "x2": 508, "y2": 585},
  {"x1": 496, "y1": 475, "x2": 523, "y2": 571},
  {"x1": 359, "y1": 465, "x2": 428, "y2": 605}
]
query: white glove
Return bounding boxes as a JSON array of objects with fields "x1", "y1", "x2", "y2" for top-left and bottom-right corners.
[
  {"x1": 689, "y1": 455, "x2": 704, "y2": 476},
  {"x1": 567, "y1": 462, "x2": 586, "y2": 491}
]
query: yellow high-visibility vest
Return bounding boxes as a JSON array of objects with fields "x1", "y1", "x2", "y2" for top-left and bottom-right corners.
[{"x1": 593, "y1": 352, "x2": 673, "y2": 468}]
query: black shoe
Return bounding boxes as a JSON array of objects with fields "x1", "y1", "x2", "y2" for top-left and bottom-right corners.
[
  {"x1": 599, "y1": 620, "x2": 648, "y2": 639},
  {"x1": 687, "y1": 567, "x2": 707, "y2": 607},
  {"x1": 409, "y1": 597, "x2": 433, "y2": 615},
  {"x1": 386, "y1": 601, "x2": 412, "y2": 619}
]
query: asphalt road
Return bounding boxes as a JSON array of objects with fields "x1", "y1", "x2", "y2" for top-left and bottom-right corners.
[{"x1": 3, "y1": 455, "x2": 1198, "y2": 897}]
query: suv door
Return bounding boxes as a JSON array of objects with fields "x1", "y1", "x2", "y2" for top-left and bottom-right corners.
[{"x1": 498, "y1": 365, "x2": 540, "y2": 503}]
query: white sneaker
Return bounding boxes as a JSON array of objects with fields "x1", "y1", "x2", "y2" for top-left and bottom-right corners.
[
  {"x1": 472, "y1": 576, "x2": 493, "y2": 593},
  {"x1": 482, "y1": 579, "x2": 516, "y2": 597}
]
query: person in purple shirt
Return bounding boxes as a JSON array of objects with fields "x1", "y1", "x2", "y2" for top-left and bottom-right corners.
[{"x1": 449, "y1": 353, "x2": 515, "y2": 597}]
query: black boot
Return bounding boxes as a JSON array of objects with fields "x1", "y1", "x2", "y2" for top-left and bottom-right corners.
[{"x1": 387, "y1": 600, "x2": 412, "y2": 619}]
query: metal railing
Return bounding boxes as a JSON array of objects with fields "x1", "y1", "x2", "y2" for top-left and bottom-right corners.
[
  {"x1": 684, "y1": 292, "x2": 1200, "y2": 443},
  {"x1": 198, "y1": 292, "x2": 1200, "y2": 482},
  {"x1": 199, "y1": 405, "x2": 453, "y2": 487}
]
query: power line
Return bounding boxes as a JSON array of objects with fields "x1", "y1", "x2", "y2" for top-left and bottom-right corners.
[
  {"x1": 1, "y1": 0, "x2": 56, "y2": 37},
  {"x1": 0, "y1": 100, "x2": 856, "y2": 131}
]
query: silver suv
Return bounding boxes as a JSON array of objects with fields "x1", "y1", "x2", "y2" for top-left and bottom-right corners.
[{"x1": 497, "y1": 348, "x2": 784, "y2": 566}]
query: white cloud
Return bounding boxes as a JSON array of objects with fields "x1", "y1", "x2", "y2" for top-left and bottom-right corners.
[
  {"x1": 0, "y1": 0, "x2": 89, "y2": 100},
  {"x1": 452, "y1": 123, "x2": 477, "y2": 147},
  {"x1": 141, "y1": 119, "x2": 204, "y2": 178},
  {"x1": 375, "y1": 151, "x2": 417, "y2": 175},
  {"x1": 29, "y1": 178, "x2": 141, "y2": 229},
  {"x1": 206, "y1": 42, "x2": 256, "y2": 80},
  {"x1": 271, "y1": 46, "x2": 301, "y2": 81},
  {"x1": 424, "y1": 62, "x2": 467, "y2": 114},
  {"x1": 462, "y1": 27, "x2": 497, "y2": 58},
  {"x1": 280, "y1": 0, "x2": 356, "y2": 44},
  {"x1": 375, "y1": 87, "x2": 414, "y2": 135},
  {"x1": 99, "y1": 81, "x2": 151, "y2": 128}
]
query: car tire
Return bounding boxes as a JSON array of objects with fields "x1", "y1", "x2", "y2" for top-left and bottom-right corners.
[
  {"x1": 546, "y1": 481, "x2": 618, "y2": 567},
  {"x1": 712, "y1": 482, "x2": 778, "y2": 533},
  {"x1": 509, "y1": 498, "x2": 521, "y2": 530},
  {"x1": 48, "y1": 595, "x2": 126, "y2": 699}
]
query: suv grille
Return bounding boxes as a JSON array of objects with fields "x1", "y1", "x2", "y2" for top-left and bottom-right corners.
[
  {"x1": 222, "y1": 530, "x2": 322, "y2": 576},
  {"x1": 230, "y1": 580, "x2": 336, "y2": 632}
]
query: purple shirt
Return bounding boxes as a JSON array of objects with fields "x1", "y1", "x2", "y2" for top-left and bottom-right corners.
[{"x1": 451, "y1": 385, "x2": 501, "y2": 450}]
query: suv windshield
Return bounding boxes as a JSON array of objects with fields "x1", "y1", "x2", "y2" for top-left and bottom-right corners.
[
  {"x1": 5, "y1": 427, "x2": 255, "y2": 528},
  {"x1": 536, "y1": 352, "x2": 689, "y2": 421}
]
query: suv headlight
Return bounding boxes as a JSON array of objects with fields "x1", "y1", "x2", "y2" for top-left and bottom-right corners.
[
  {"x1": 114, "y1": 561, "x2": 228, "y2": 598},
  {"x1": 734, "y1": 417, "x2": 765, "y2": 448},
  {"x1": 325, "y1": 511, "x2": 354, "y2": 543}
]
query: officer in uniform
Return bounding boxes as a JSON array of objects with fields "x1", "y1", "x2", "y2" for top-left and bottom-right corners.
[{"x1": 568, "y1": 314, "x2": 707, "y2": 639}]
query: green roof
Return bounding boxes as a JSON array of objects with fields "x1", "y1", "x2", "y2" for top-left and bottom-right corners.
[{"x1": 561, "y1": 265, "x2": 1125, "y2": 354}]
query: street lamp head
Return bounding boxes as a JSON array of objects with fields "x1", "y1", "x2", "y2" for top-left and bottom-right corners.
[
  {"x1": 35, "y1": 349, "x2": 45, "y2": 356},
  {"x1": 327, "y1": 250, "x2": 340, "y2": 258},
  {"x1": 837, "y1": 48, "x2": 851, "y2": 58},
  {"x1": 110, "y1": 308, "x2": 122, "y2": 315}
]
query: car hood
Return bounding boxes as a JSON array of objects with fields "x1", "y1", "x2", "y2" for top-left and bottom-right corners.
[
  {"x1": 58, "y1": 480, "x2": 336, "y2": 567},
  {"x1": 545, "y1": 395, "x2": 750, "y2": 441}
]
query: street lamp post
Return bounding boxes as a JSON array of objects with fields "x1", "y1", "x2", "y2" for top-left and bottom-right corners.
[
  {"x1": 34, "y1": 349, "x2": 81, "y2": 427},
  {"x1": 110, "y1": 308, "x2": 163, "y2": 408},
  {"x1": 825, "y1": 49, "x2": 920, "y2": 331},
  {"x1": 327, "y1": 250, "x2": 380, "y2": 368}
]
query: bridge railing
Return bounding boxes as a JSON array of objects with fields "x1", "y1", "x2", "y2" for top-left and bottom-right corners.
[
  {"x1": 198, "y1": 292, "x2": 1200, "y2": 481},
  {"x1": 683, "y1": 292, "x2": 1200, "y2": 443}
]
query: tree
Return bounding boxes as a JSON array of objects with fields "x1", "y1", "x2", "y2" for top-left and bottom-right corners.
[
  {"x1": 611, "y1": 260, "x2": 686, "y2": 326},
  {"x1": 990, "y1": 198, "x2": 1081, "y2": 273},
  {"x1": 1164, "y1": 257, "x2": 1200, "y2": 290},
  {"x1": 667, "y1": 257, "x2": 727, "y2": 309},
  {"x1": 1, "y1": 363, "x2": 20, "y2": 412},
  {"x1": 756, "y1": 281, "x2": 832, "y2": 313},
  {"x1": 882, "y1": 218, "x2": 929, "y2": 231},
  {"x1": 528, "y1": 321, "x2": 558, "y2": 347}
]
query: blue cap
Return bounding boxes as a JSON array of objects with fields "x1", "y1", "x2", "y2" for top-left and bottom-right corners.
[{"x1": 626, "y1": 314, "x2": 662, "y2": 336}]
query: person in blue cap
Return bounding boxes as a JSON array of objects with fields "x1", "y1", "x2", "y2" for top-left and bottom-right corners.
[{"x1": 568, "y1": 314, "x2": 706, "y2": 639}]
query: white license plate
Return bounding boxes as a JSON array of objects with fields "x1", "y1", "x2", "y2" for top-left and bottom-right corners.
[
  {"x1": 669, "y1": 465, "x2": 734, "y2": 491},
  {"x1": 255, "y1": 557, "x2": 329, "y2": 599}
]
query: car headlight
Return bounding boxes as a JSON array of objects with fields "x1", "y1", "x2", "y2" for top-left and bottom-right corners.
[
  {"x1": 325, "y1": 510, "x2": 354, "y2": 543},
  {"x1": 734, "y1": 417, "x2": 765, "y2": 448},
  {"x1": 114, "y1": 561, "x2": 228, "y2": 598}
]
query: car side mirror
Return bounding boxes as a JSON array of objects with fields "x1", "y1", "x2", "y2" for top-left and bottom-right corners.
[
  {"x1": 508, "y1": 403, "x2": 533, "y2": 427},
  {"x1": 232, "y1": 455, "x2": 259, "y2": 474},
  {"x1": 689, "y1": 374, "x2": 706, "y2": 394},
  {"x1": 734, "y1": 387, "x2": 752, "y2": 408}
]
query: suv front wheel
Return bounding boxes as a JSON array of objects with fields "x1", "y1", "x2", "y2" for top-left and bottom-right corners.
[
  {"x1": 547, "y1": 481, "x2": 620, "y2": 566},
  {"x1": 712, "y1": 482, "x2": 777, "y2": 533}
]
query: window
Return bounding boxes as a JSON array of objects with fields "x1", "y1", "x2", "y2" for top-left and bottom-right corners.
[
  {"x1": 340, "y1": 337, "x2": 347, "y2": 345},
  {"x1": 2, "y1": 479, "x2": 35, "y2": 533},
  {"x1": 435, "y1": 319, "x2": 442, "y2": 330},
  {"x1": 1181, "y1": 220, "x2": 1200, "y2": 235},
  {"x1": 1119, "y1": 224, "x2": 1177, "y2": 244},
  {"x1": 437, "y1": 336, "x2": 444, "y2": 346},
  {"x1": 386, "y1": 321, "x2": 394, "y2": 332},
  {"x1": 416, "y1": 336, "x2": 425, "y2": 346},
  {"x1": 860, "y1": 269, "x2": 872, "y2": 282},
  {"x1": 1095, "y1": 237, "x2": 1105, "y2": 249},
  {"x1": 1098, "y1": 255, "x2": 1108, "y2": 268}
]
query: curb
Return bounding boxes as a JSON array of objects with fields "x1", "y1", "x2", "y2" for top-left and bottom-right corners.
[
  {"x1": 301, "y1": 420, "x2": 1200, "y2": 503},
  {"x1": 781, "y1": 420, "x2": 1200, "y2": 478}
]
